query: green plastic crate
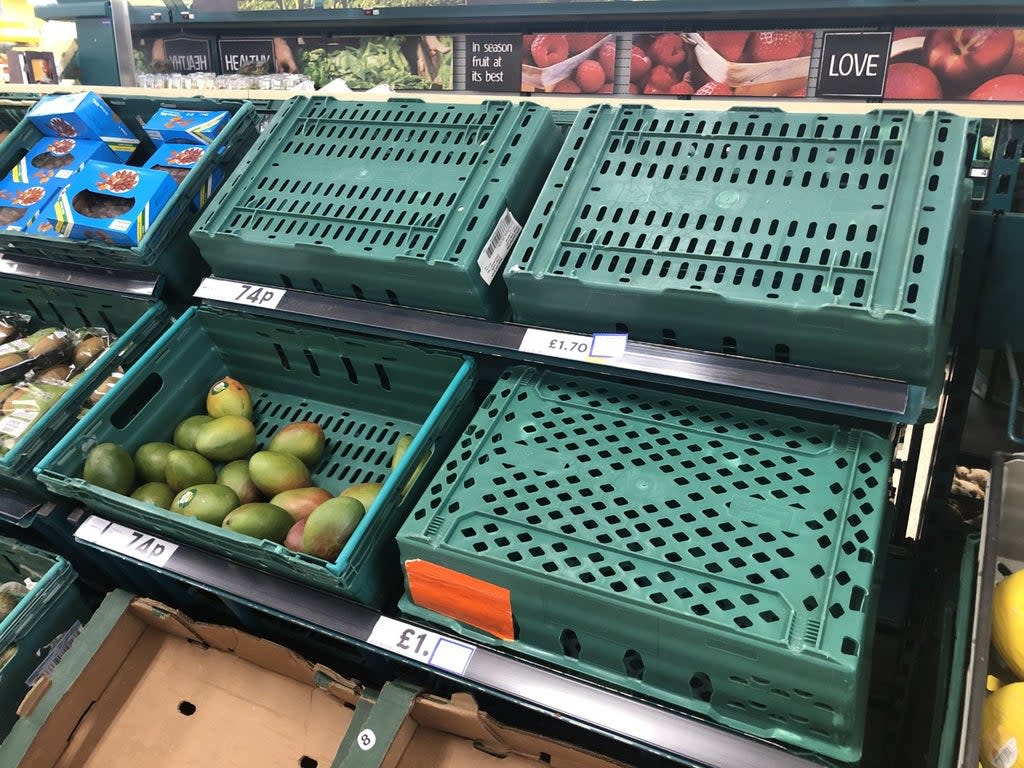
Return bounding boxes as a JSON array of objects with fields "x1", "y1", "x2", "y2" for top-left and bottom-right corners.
[
  {"x1": 0, "y1": 93, "x2": 35, "y2": 135},
  {"x1": 191, "y1": 97, "x2": 563, "y2": 320},
  {"x1": 0, "y1": 276, "x2": 170, "y2": 498},
  {"x1": 0, "y1": 95, "x2": 261, "y2": 300},
  {"x1": 397, "y1": 365, "x2": 893, "y2": 762},
  {"x1": 0, "y1": 535, "x2": 86, "y2": 741},
  {"x1": 504, "y1": 106, "x2": 972, "y2": 387},
  {"x1": 36, "y1": 306, "x2": 476, "y2": 607}
]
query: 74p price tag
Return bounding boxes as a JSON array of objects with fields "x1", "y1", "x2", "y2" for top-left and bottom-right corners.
[
  {"x1": 366, "y1": 616, "x2": 475, "y2": 675},
  {"x1": 195, "y1": 278, "x2": 286, "y2": 310},
  {"x1": 75, "y1": 515, "x2": 178, "y2": 568}
]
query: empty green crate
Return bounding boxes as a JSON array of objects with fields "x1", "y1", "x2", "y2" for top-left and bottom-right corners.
[
  {"x1": 0, "y1": 276, "x2": 170, "y2": 498},
  {"x1": 191, "y1": 97, "x2": 563, "y2": 319},
  {"x1": 504, "y1": 106, "x2": 972, "y2": 387},
  {"x1": 0, "y1": 95, "x2": 260, "y2": 299},
  {"x1": 397, "y1": 365, "x2": 893, "y2": 762},
  {"x1": 36, "y1": 306, "x2": 476, "y2": 607},
  {"x1": 0, "y1": 535, "x2": 87, "y2": 740}
]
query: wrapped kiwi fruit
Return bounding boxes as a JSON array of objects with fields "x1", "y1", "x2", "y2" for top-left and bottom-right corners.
[
  {"x1": 70, "y1": 328, "x2": 113, "y2": 371},
  {"x1": 0, "y1": 313, "x2": 31, "y2": 345},
  {"x1": 0, "y1": 379, "x2": 72, "y2": 455}
]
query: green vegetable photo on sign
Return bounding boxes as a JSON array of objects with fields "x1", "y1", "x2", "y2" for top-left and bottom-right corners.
[{"x1": 295, "y1": 35, "x2": 453, "y2": 90}]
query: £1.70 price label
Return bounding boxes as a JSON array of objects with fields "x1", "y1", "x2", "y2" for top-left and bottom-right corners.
[
  {"x1": 75, "y1": 515, "x2": 178, "y2": 568},
  {"x1": 194, "y1": 277, "x2": 286, "y2": 309},
  {"x1": 366, "y1": 616, "x2": 475, "y2": 675}
]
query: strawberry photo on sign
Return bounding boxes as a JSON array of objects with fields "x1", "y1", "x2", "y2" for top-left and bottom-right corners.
[{"x1": 521, "y1": 33, "x2": 616, "y2": 94}]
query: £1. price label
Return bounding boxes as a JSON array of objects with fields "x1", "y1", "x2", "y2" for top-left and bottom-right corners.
[
  {"x1": 75, "y1": 515, "x2": 178, "y2": 568},
  {"x1": 194, "y1": 277, "x2": 286, "y2": 309},
  {"x1": 366, "y1": 616, "x2": 475, "y2": 675}
]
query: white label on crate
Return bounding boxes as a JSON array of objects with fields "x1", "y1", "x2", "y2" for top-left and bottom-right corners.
[
  {"x1": 356, "y1": 729, "x2": 377, "y2": 751},
  {"x1": 519, "y1": 329, "x2": 629, "y2": 363},
  {"x1": 0, "y1": 413, "x2": 34, "y2": 438},
  {"x1": 477, "y1": 209, "x2": 522, "y2": 286},
  {"x1": 109, "y1": 219, "x2": 131, "y2": 233},
  {"x1": 366, "y1": 616, "x2": 475, "y2": 675},
  {"x1": 25, "y1": 620, "x2": 82, "y2": 686},
  {"x1": 195, "y1": 278, "x2": 286, "y2": 310},
  {"x1": 74, "y1": 515, "x2": 178, "y2": 568},
  {"x1": 993, "y1": 739, "x2": 1018, "y2": 768}
]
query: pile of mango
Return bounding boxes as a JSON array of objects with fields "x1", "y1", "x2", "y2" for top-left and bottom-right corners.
[{"x1": 81, "y1": 376, "x2": 420, "y2": 562}]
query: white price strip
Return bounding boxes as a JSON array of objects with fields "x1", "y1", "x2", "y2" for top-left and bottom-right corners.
[
  {"x1": 195, "y1": 278, "x2": 286, "y2": 310},
  {"x1": 477, "y1": 208, "x2": 522, "y2": 286},
  {"x1": 74, "y1": 515, "x2": 178, "y2": 568},
  {"x1": 519, "y1": 329, "x2": 628, "y2": 363},
  {"x1": 366, "y1": 616, "x2": 474, "y2": 675}
]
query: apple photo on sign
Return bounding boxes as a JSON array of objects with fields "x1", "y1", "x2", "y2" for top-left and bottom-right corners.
[
  {"x1": 521, "y1": 34, "x2": 615, "y2": 94},
  {"x1": 629, "y1": 30, "x2": 812, "y2": 98},
  {"x1": 886, "y1": 28, "x2": 1024, "y2": 101}
]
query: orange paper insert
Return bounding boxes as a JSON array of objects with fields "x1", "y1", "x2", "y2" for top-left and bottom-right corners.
[{"x1": 405, "y1": 560, "x2": 514, "y2": 641}]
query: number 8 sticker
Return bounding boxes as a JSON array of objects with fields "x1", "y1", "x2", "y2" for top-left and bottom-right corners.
[{"x1": 357, "y1": 729, "x2": 376, "y2": 751}]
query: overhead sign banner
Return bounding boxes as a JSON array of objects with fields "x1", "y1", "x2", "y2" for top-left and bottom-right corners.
[
  {"x1": 817, "y1": 31, "x2": 892, "y2": 97},
  {"x1": 466, "y1": 35, "x2": 521, "y2": 91},
  {"x1": 218, "y1": 37, "x2": 275, "y2": 74},
  {"x1": 162, "y1": 36, "x2": 213, "y2": 73}
]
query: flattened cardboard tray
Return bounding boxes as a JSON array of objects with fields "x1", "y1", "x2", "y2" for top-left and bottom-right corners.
[
  {"x1": 337, "y1": 680, "x2": 627, "y2": 768},
  {"x1": 1, "y1": 590, "x2": 363, "y2": 768}
]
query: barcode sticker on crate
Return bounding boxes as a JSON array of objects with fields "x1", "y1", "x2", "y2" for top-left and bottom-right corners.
[
  {"x1": 75, "y1": 515, "x2": 178, "y2": 568},
  {"x1": 195, "y1": 278, "x2": 286, "y2": 310},
  {"x1": 366, "y1": 616, "x2": 475, "y2": 675},
  {"x1": 477, "y1": 209, "x2": 522, "y2": 286},
  {"x1": 25, "y1": 620, "x2": 82, "y2": 687}
]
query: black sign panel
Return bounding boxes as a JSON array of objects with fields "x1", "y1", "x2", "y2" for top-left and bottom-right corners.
[
  {"x1": 817, "y1": 31, "x2": 892, "y2": 97},
  {"x1": 466, "y1": 35, "x2": 522, "y2": 92},
  {"x1": 219, "y1": 38, "x2": 275, "y2": 74},
  {"x1": 164, "y1": 36, "x2": 213, "y2": 73}
]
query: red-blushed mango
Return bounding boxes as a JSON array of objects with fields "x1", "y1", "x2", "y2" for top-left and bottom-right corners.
[
  {"x1": 248, "y1": 451, "x2": 311, "y2": 496},
  {"x1": 206, "y1": 376, "x2": 252, "y2": 419},
  {"x1": 271, "y1": 487, "x2": 333, "y2": 521},
  {"x1": 268, "y1": 421, "x2": 325, "y2": 467},
  {"x1": 284, "y1": 518, "x2": 306, "y2": 552},
  {"x1": 303, "y1": 496, "x2": 365, "y2": 561}
]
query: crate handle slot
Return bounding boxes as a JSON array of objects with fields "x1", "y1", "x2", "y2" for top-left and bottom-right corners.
[{"x1": 110, "y1": 372, "x2": 163, "y2": 430}]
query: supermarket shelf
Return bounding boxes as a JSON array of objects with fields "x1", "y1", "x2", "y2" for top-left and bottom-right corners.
[
  {"x1": 195, "y1": 277, "x2": 920, "y2": 423},
  {"x1": 68, "y1": 509, "x2": 827, "y2": 768},
  {"x1": 0, "y1": 255, "x2": 162, "y2": 298},
  {"x1": 0, "y1": 488, "x2": 45, "y2": 525}
]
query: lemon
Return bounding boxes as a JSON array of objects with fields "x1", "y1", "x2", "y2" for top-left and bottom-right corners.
[
  {"x1": 982, "y1": 683, "x2": 1024, "y2": 768},
  {"x1": 994, "y1": 571, "x2": 1024, "y2": 678}
]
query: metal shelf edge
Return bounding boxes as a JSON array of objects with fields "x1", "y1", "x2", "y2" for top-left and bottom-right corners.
[{"x1": 0, "y1": 255, "x2": 163, "y2": 298}]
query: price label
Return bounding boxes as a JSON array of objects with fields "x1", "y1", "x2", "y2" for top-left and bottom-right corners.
[
  {"x1": 477, "y1": 209, "x2": 522, "y2": 286},
  {"x1": 195, "y1": 278, "x2": 286, "y2": 310},
  {"x1": 74, "y1": 515, "x2": 178, "y2": 568},
  {"x1": 519, "y1": 329, "x2": 628, "y2": 363},
  {"x1": 366, "y1": 616, "x2": 474, "y2": 675}
]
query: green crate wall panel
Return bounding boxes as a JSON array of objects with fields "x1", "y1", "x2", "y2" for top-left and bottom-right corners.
[
  {"x1": 398, "y1": 365, "x2": 893, "y2": 762},
  {"x1": 504, "y1": 106, "x2": 972, "y2": 387},
  {"x1": 36, "y1": 306, "x2": 475, "y2": 607},
  {"x1": 191, "y1": 97, "x2": 563, "y2": 319}
]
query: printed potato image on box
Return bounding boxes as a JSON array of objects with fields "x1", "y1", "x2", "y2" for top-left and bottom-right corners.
[
  {"x1": 886, "y1": 27, "x2": 1024, "y2": 101},
  {"x1": 0, "y1": 179, "x2": 62, "y2": 232},
  {"x1": 143, "y1": 108, "x2": 230, "y2": 146},
  {"x1": 26, "y1": 92, "x2": 140, "y2": 161},
  {"x1": 50, "y1": 161, "x2": 176, "y2": 246},
  {"x1": 627, "y1": 30, "x2": 812, "y2": 97},
  {"x1": 144, "y1": 144, "x2": 223, "y2": 209},
  {"x1": 6, "y1": 137, "x2": 117, "y2": 187},
  {"x1": 522, "y1": 33, "x2": 615, "y2": 94}
]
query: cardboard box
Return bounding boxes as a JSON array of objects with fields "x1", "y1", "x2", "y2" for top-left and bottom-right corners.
[
  {"x1": 26, "y1": 92, "x2": 140, "y2": 161},
  {"x1": 1, "y1": 591, "x2": 363, "y2": 768},
  {"x1": 336, "y1": 682, "x2": 625, "y2": 768},
  {"x1": 50, "y1": 161, "x2": 177, "y2": 246},
  {"x1": 0, "y1": 179, "x2": 62, "y2": 232},
  {"x1": 143, "y1": 144, "x2": 223, "y2": 209},
  {"x1": 6, "y1": 137, "x2": 118, "y2": 187},
  {"x1": 143, "y1": 108, "x2": 230, "y2": 146}
]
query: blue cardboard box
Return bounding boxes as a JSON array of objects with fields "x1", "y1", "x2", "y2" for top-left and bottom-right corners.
[
  {"x1": 26, "y1": 92, "x2": 139, "y2": 162},
  {"x1": 143, "y1": 144, "x2": 222, "y2": 209},
  {"x1": 0, "y1": 179, "x2": 62, "y2": 232},
  {"x1": 5, "y1": 137, "x2": 118, "y2": 188},
  {"x1": 50, "y1": 161, "x2": 176, "y2": 247},
  {"x1": 143, "y1": 109, "x2": 230, "y2": 146}
]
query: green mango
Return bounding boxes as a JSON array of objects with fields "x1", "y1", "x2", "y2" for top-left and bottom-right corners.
[{"x1": 222, "y1": 503, "x2": 293, "y2": 543}]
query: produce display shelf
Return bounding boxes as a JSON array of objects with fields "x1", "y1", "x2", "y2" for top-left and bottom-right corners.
[
  {"x1": 194, "y1": 276, "x2": 922, "y2": 424},
  {"x1": 504, "y1": 106, "x2": 972, "y2": 389},
  {"x1": 191, "y1": 96, "x2": 562, "y2": 320},
  {"x1": 66, "y1": 507, "x2": 827, "y2": 768}
]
